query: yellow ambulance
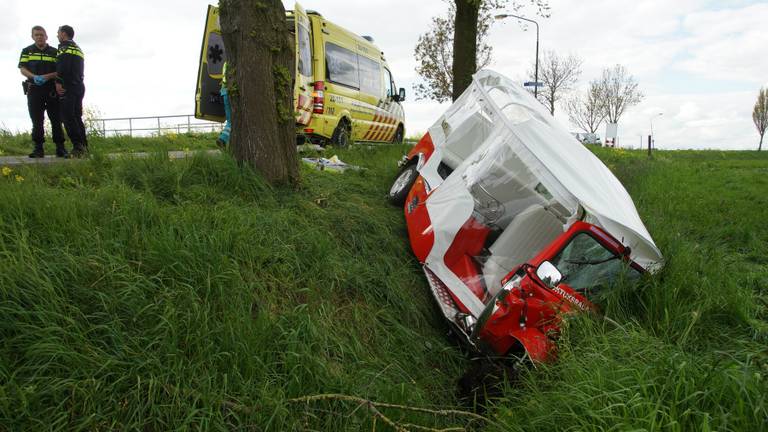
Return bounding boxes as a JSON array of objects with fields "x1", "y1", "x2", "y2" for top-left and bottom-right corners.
[{"x1": 195, "y1": 3, "x2": 407, "y2": 146}]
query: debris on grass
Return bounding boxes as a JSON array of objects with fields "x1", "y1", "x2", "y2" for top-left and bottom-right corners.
[{"x1": 301, "y1": 155, "x2": 362, "y2": 172}]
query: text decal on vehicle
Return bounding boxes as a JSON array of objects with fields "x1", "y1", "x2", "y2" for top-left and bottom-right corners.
[{"x1": 552, "y1": 287, "x2": 588, "y2": 310}]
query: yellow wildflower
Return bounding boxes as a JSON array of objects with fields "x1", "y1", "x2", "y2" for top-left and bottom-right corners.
[
  {"x1": 15, "y1": 175, "x2": 24, "y2": 182},
  {"x1": 2, "y1": 167, "x2": 11, "y2": 176}
]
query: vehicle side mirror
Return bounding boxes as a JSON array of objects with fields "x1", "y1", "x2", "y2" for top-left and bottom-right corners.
[
  {"x1": 395, "y1": 87, "x2": 406, "y2": 102},
  {"x1": 536, "y1": 261, "x2": 562, "y2": 288}
]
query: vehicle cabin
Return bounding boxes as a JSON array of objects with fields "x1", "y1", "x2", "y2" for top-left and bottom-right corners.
[{"x1": 195, "y1": 3, "x2": 407, "y2": 147}]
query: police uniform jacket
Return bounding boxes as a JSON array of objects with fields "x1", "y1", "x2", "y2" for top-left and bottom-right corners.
[
  {"x1": 56, "y1": 40, "x2": 84, "y2": 90},
  {"x1": 18, "y1": 44, "x2": 58, "y2": 90}
]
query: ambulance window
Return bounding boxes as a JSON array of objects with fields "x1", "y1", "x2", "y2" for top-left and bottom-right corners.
[
  {"x1": 383, "y1": 68, "x2": 395, "y2": 98},
  {"x1": 358, "y1": 55, "x2": 380, "y2": 96},
  {"x1": 297, "y1": 24, "x2": 312, "y2": 77},
  {"x1": 326, "y1": 42, "x2": 359, "y2": 89}
]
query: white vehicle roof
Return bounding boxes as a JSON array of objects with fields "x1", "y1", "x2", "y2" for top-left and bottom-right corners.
[
  {"x1": 419, "y1": 70, "x2": 663, "y2": 317},
  {"x1": 430, "y1": 69, "x2": 663, "y2": 271}
]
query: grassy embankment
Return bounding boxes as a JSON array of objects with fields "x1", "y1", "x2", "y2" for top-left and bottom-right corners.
[
  {"x1": 0, "y1": 130, "x2": 219, "y2": 156},
  {"x1": 0, "y1": 135, "x2": 766, "y2": 430}
]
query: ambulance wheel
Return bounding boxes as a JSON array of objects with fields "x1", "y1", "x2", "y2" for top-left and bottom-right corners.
[
  {"x1": 388, "y1": 164, "x2": 418, "y2": 206},
  {"x1": 331, "y1": 120, "x2": 351, "y2": 148},
  {"x1": 392, "y1": 125, "x2": 404, "y2": 144}
]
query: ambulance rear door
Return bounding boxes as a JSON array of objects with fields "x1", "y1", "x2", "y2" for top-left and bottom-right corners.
[
  {"x1": 294, "y1": 3, "x2": 314, "y2": 126},
  {"x1": 195, "y1": 5, "x2": 226, "y2": 122}
]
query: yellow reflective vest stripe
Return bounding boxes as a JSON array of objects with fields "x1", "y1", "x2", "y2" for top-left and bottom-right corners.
[
  {"x1": 58, "y1": 48, "x2": 84, "y2": 59},
  {"x1": 24, "y1": 54, "x2": 56, "y2": 62}
]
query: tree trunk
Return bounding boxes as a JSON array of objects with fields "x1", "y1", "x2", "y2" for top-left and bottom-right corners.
[
  {"x1": 452, "y1": 0, "x2": 480, "y2": 101},
  {"x1": 548, "y1": 92, "x2": 555, "y2": 116},
  {"x1": 219, "y1": 0, "x2": 298, "y2": 185},
  {"x1": 760, "y1": 133, "x2": 764, "y2": 151}
]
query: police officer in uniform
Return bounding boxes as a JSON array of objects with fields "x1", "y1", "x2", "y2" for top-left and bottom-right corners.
[
  {"x1": 55, "y1": 25, "x2": 87, "y2": 157},
  {"x1": 18, "y1": 25, "x2": 66, "y2": 158}
]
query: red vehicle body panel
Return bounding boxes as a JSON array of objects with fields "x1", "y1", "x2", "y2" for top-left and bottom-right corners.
[
  {"x1": 402, "y1": 135, "x2": 639, "y2": 362},
  {"x1": 406, "y1": 133, "x2": 435, "y2": 163},
  {"x1": 404, "y1": 177, "x2": 434, "y2": 263}
]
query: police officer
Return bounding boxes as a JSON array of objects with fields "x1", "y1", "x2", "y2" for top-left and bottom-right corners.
[
  {"x1": 55, "y1": 25, "x2": 87, "y2": 157},
  {"x1": 18, "y1": 25, "x2": 66, "y2": 158}
]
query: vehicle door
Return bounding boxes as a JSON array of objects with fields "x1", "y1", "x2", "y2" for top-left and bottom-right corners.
[
  {"x1": 354, "y1": 53, "x2": 383, "y2": 142},
  {"x1": 376, "y1": 67, "x2": 402, "y2": 142},
  {"x1": 294, "y1": 3, "x2": 314, "y2": 125},
  {"x1": 195, "y1": 5, "x2": 225, "y2": 122}
]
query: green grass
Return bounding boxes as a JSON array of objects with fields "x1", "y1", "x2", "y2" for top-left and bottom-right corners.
[
  {"x1": 1, "y1": 141, "x2": 766, "y2": 430},
  {"x1": 0, "y1": 144, "x2": 468, "y2": 430},
  {"x1": 0, "y1": 130, "x2": 219, "y2": 156},
  {"x1": 489, "y1": 147, "x2": 768, "y2": 431}
]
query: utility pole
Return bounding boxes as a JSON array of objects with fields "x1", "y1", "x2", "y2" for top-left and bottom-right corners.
[
  {"x1": 648, "y1": 135, "x2": 652, "y2": 157},
  {"x1": 495, "y1": 13, "x2": 540, "y2": 98},
  {"x1": 649, "y1": 112, "x2": 663, "y2": 156}
]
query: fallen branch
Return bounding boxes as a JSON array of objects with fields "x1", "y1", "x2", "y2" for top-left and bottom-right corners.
[{"x1": 286, "y1": 393, "x2": 492, "y2": 431}]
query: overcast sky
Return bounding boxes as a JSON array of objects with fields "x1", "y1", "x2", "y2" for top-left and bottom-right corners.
[{"x1": 2, "y1": 0, "x2": 766, "y2": 149}]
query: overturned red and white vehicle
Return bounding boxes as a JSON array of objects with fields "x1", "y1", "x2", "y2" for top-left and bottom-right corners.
[{"x1": 390, "y1": 70, "x2": 663, "y2": 363}]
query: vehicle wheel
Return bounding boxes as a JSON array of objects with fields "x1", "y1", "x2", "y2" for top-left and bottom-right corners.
[
  {"x1": 388, "y1": 163, "x2": 418, "y2": 206},
  {"x1": 331, "y1": 120, "x2": 351, "y2": 148},
  {"x1": 391, "y1": 125, "x2": 404, "y2": 144}
]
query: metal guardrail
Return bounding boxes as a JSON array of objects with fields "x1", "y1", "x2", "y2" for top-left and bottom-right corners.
[
  {"x1": 94, "y1": 114, "x2": 222, "y2": 137},
  {"x1": 91, "y1": 114, "x2": 420, "y2": 145}
]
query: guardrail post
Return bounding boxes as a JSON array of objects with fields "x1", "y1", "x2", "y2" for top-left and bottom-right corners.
[
  {"x1": 157, "y1": 118, "x2": 161, "y2": 135},
  {"x1": 129, "y1": 118, "x2": 133, "y2": 137},
  {"x1": 187, "y1": 116, "x2": 191, "y2": 134}
]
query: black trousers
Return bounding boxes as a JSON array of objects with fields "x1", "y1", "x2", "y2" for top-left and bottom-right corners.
[
  {"x1": 27, "y1": 85, "x2": 65, "y2": 150},
  {"x1": 60, "y1": 85, "x2": 87, "y2": 149}
]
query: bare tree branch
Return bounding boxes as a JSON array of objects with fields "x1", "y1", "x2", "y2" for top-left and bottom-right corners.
[
  {"x1": 527, "y1": 50, "x2": 582, "y2": 115},
  {"x1": 596, "y1": 64, "x2": 644, "y2": 124},
  {"x1": 565, "y1": 80, "x2": 607, "y2": 134},
  {"x1": 286, "y1": 393, "x2": 494, "y2": 431}
]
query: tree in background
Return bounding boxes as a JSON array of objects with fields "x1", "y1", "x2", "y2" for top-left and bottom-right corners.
[
  {"x1": 596, "y1": 64, "x2": 643, "y2": 126},
  {"x1": 753, "y1": 87, "x2": 767, "y2": 151},
  {"x1": 415, "y1": 0, "x2": 550, "y2": 102},
  {"x1": 565, "y1": 81, "x2": 606, "y2": 135},
  {"x1": 413, "y1": 2, "x2": 493, "y2": 102},
  {"x1": 219, "y1": 0, "x2": 298, "y2": 185},
  {"x1": 528, "y1": 50, "x2": 582, "y2": 115}
]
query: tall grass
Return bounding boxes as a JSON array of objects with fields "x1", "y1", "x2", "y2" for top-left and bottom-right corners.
[
  {"x1": 1, "y1": 144, "x2": 766, "y2": 430},
  {"x1": 489, "y1": 148, "x2": 768, "y2": 431},
  {"x1": 0, "y1": 146, "x2": 468, "y2": 429}
]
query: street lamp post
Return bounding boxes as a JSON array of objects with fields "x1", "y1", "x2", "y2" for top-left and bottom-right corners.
[
  {"x1": 648, "y1": 113, "x2": 664, "y2": 157},
  {"x1": 495, "y1": 13, "x2": 540, "y2": 99},
  {"x1": 651, "y1": 112, "x2": 663, "y2": 144}
]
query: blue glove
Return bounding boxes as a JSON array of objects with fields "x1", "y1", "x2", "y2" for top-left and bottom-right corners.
[{"x1": 33, "y1": 75, "x2": 46, "y2": 86}]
